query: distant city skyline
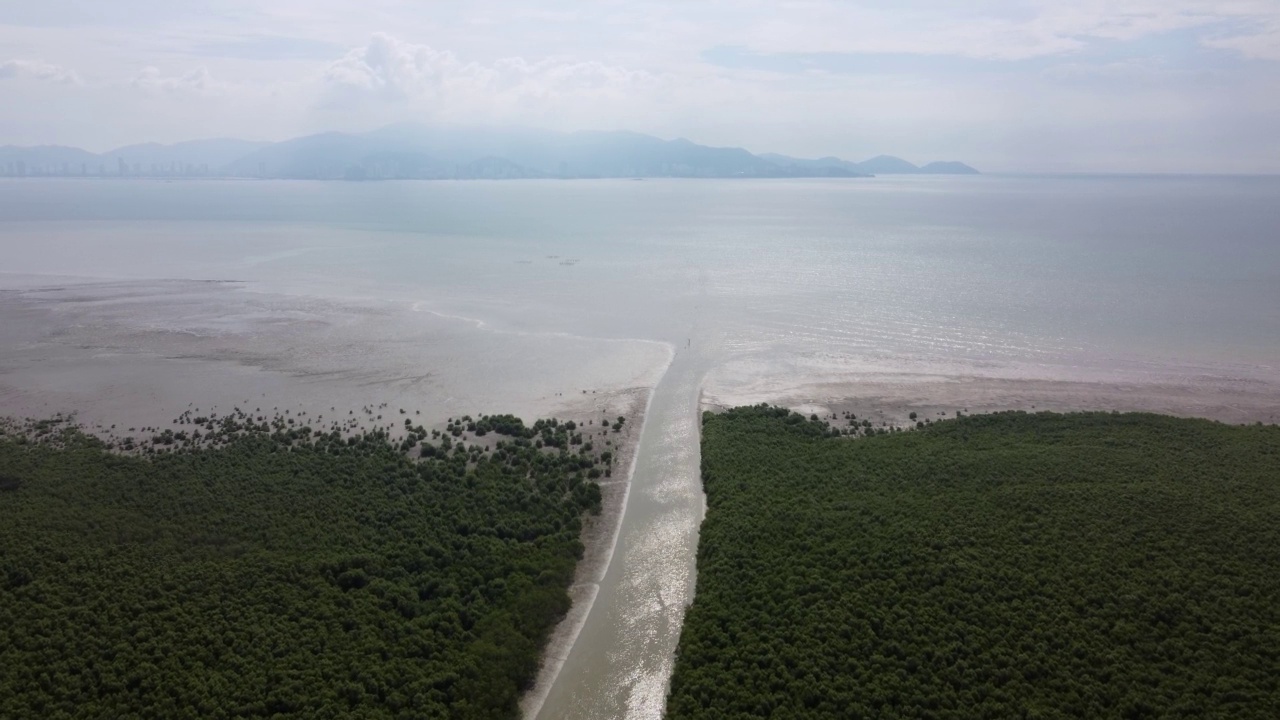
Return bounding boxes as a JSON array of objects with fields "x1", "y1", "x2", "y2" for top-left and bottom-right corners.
[{"x1": 2, "y1": 1, "x2": 1279, "y2": 174}]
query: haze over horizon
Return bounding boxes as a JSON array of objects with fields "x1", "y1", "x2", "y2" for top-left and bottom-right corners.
[{"x1": 2, "y1": 2, "x2": 1280, "y2": 174}]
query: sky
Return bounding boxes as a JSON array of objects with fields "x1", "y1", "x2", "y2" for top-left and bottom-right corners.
[{"x1": 2, "y1": 1, "x2": 1279, "y2": 173}]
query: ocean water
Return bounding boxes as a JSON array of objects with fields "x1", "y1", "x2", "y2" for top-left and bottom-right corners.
[
  {"x1": 3, "y1": 175, "x2": 1278, "y2": 373},
  {"x1": 3, "y1": 174, "x2": 1279, "y2": 719}
]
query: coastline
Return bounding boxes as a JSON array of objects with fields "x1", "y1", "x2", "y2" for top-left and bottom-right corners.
[
  {"x1": 0, "y1": 276, "x2": 678, "y2": 719},
  {"x1": 701, "y1": 372, "x2": 1280, "y2": 427},
  {"x1": 0, "y1": 278, "x2": 671, "y2": 431},
  {"x1": 8, "y1": 276, "x2": 1280, "y2": 719},
  {"x1": 519, "y1": 382, "x2": 657, "y2": 720}
]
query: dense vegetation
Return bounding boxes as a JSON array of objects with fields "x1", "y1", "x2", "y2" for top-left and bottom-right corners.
[
  {"x1": 0, "y1": 409, "x2": 618, "y2": 719},
  {"x1": 668, "y1": 407, "x2": 1280, "y2": 719}
]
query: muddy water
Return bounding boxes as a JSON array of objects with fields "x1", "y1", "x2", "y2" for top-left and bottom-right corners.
[{"x1": 532, "y1": 342, "x2": 710, "y2": 720}]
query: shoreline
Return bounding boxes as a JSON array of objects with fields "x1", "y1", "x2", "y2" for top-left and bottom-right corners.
[
  {"x1": 701, "y1": 373, "x2": 1280, "y2": 427},
  {"x1": 0, "y1": 279, "x2": 671, "y2": 433},
  {"x1": 8, "y1": 277, "x2": 1280, "y2": 718},
  {"x1": 0, "y1": 275, "x2": 675, "y2": 720},
  {"x1": 520, "y1": 347, "x2": 674, "y2": 719}
]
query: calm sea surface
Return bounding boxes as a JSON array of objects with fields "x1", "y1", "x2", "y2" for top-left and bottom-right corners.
[
  {"x1": 3, "y1": 175, "x2": 1278, "y2": 718},
  {"x1": 3, "y1": 175, "x2": 1278, "y2": 371}
]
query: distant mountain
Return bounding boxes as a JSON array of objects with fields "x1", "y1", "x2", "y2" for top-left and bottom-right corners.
[
  {"x1": 0, "y1": 125, "x2": 977, "y2": 179},
  {"x1": 227, "y1": 125, "x2": 863, "y2": 180},
  {"x1": 758, "y1": 153, "x2": 867, "y2": 175},
  {"x1": 856, "y1": 155, "x2": 923, "y2": 174},
  {"x1": 762, "y1": 152, "x2": 979, "y2": 176},
  {"x1": 919, "y1": 160, "x2": 980, "y2": 175}
]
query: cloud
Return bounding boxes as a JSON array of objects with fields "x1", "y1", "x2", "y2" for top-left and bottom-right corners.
[
  {"x1": 1201, "y1": 17, "x2": 1280, "y2": 60},
  {"x1": 323, "y1": 33, "x2": 472, "y2": 101},
  {"x1": 1041, "y1": 57, "x2": 1219, "y2": 87},
  {"x1": 130, "y1": 66, "x2": 220, "y2": 93},
  {"x1": 1, "y1": 3, "x2": 1278, "y2": 171},
  {"x1": 725, "y1": 1, "x2": 1280, "y2": 62},
  {"x1": 320, "y1": 33, "x2": 661, "y2": 120},
  {"x1": 0, "y1": 58, "x2": 81, "y2": 84},
  {"x1": 188, "y1": 35, "x2": 344, "y2": 61}
]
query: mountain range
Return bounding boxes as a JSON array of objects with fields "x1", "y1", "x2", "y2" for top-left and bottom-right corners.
[{"x1": 0, "y1": 124, "x2": 978, "y2": 180}]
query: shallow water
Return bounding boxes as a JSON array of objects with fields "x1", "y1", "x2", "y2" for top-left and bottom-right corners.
[
  {"x1": 3, "y1": 175, "x2": 1280, "y2": 718},
  {"x1": 5, "y1": 176, "x2": 1280, "y2": 371}
]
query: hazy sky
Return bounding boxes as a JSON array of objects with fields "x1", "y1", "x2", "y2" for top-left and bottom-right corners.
[{"x1": 2, "y1": 1, "x2": 1279, "y2": 172}]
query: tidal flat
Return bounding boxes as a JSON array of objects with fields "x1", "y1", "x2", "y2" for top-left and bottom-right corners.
[
  {"x1": 3, "y1": 175, "x2": 1280, "y2": 719},
  {"x1": 6, "y1": 274, "x2": 1278, "y2": 720},
  {"x1": 0, "y1": 276, "x2": 675, "y2": 719}
]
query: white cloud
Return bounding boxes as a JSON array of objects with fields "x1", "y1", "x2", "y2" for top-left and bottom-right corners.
[
  {"x1": 1, "y1": 2, "x2": 1279, "y2": 171},
  {"x1": 0, "y1": 58, "x2": 81, "y2": 84},
  {"x1": 1201, "y1": 17, "x2": 1280, "y2": 60},
  {"x1": 130, "y1": 65, "x2": 222, "y2": 93},
  {"x1": 725, "y1": 0, "x2": 1280, "y2": 61},
  {"x1": 1041, "y1": 57, "x2": 1219, "y2": 87},
  {"x1": 319, "y1": 33, "x2": 661, "y2": 122}
]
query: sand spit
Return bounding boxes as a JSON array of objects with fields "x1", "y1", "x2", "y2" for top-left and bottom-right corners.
[{"x1": 520, "y1": 385, "x2": 653, "y2": 720}]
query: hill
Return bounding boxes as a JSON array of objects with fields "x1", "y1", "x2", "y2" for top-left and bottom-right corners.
[
  {"x1": 0, "y1": 125, "x2": 978, "y2": 179},
  {"x1": 920, "y1": 160, "x2": 980, "y2": 174},
  {"x1": 225, "y1": 125, "x2": 865, "y2": 180},
  {"x1": 763, "y1": 152, "x2": 980, "y2": 175}
]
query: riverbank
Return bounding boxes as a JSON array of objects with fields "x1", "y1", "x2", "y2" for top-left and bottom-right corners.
[{"x1": 520, "y1": 384, "x2": 655, "y2": 719}]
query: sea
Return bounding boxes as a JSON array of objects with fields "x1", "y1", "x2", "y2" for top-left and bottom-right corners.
[{"x1": 2, "y1": 174, "x2": 1278, "y2": 719}]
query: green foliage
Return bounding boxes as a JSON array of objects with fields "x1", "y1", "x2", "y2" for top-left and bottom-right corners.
[
  {"x1": 668, "y1": 407, "x2": 1280, "y2": 719},
  {"x1": 0, "y1": 412, "x2": 612, "y2": 719}
]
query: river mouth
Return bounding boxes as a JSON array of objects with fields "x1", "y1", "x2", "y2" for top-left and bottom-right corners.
[
  {"x1": 6, "y1": 177, "x2": 1280, "y2": 720},
  {"x1": 530, "y1": 343, "x2": 710, "y2": 720},
  {"x1": 6, "y1": 277, "x2": 1280, "y2": 720}
]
